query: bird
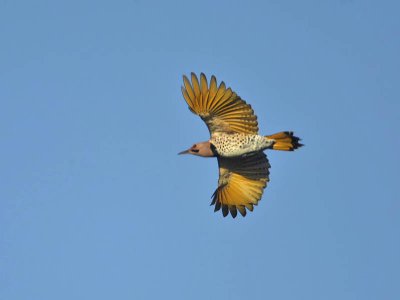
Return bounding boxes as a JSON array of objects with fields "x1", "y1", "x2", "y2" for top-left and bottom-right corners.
[{"x1": 179, "y1": 73, "x2": 303, "y2": 218}]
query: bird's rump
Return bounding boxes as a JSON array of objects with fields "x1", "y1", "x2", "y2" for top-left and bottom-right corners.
[
  {"x1": 211, "y1": 152, "x2": 270, "y2": 217},
  {"x1": 181, "y1": 73, "x2": 259, "y2": 136}
]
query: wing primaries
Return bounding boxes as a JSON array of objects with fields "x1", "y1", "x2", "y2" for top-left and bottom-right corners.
[
  {"x1": 181, "y1": 73, "x2": 259, "y2": 135},
  {"x1": 211, "y1": 152, "x2": 270, "y2": 218}
]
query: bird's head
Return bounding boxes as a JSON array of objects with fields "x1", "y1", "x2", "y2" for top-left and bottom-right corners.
[{"x1": 178, "y1": 141, "x2": 215, "y2": 157}]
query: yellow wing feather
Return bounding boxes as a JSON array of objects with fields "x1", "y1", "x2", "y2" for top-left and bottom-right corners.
[
  {"x1": 211, "y1": 153, "x2": 270, "y2": 218},
  {"x1": 181, "y1": 73, "x2": 259, "y2": 135}
]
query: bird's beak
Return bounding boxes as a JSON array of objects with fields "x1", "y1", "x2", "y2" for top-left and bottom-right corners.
[{"x1": 178, "y1": 149, "x2": 190, "y2": 155}]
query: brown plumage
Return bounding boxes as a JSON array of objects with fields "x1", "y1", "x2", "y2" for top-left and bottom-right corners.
[{"x1": 179, "y1": 73, "x2": 303, "y2": 218}]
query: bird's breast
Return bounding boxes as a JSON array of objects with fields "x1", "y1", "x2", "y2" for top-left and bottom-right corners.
[{"x1": 211, "y1": 134, "x2": 272, "y2": 157}]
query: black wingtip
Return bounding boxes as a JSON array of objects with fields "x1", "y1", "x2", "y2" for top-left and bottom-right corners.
[{"x1": 222, "y1": 205, "x2": 229, "y2": 217}]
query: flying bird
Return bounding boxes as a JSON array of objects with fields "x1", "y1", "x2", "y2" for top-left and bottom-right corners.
[{"x1": 179, "y1": 73, "x2": 303, "y2": 218}]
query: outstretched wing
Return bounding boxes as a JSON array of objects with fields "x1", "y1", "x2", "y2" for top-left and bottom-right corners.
[
  {"x1": 211, "y1": 152, "x2": 270, "y2": 218},
  {"x1": 181, "y1": 73, "x2": 259, "y2": 136}
]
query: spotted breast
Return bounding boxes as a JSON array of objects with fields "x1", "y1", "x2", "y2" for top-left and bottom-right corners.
[{"x1": 210, "y1": 133, "x2": 274, "y2": 157}]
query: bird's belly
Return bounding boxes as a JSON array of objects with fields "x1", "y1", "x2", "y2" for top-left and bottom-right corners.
[{"x1": 211, "y1": 134, "x2": 273, "y2": 157}]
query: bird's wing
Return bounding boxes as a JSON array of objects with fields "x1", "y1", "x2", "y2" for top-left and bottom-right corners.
[
  {"x1": 181, "y1": 73, "x2": 259, "y2": 136},
  {"x1": 211, "y1": 152, "x2": 270, "y2": 218}
]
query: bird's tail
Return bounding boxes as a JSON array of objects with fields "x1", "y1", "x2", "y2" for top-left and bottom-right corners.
[{"x1": 266, "y1": 131, "x2": 303, "y2": 151}]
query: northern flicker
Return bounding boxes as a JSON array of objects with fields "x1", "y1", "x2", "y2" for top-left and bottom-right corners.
[{"x1": 179, "y1": 73, "x2": 303, "y2": 218}]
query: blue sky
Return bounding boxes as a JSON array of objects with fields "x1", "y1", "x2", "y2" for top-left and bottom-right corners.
[{"x1": 1, "y1": 1, "x2": 399, "y2": 299}]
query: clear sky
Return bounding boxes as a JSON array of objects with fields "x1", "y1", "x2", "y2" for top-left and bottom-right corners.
[{"x1": 1, "y1": 1, "x2": 399, "y2": 299}]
